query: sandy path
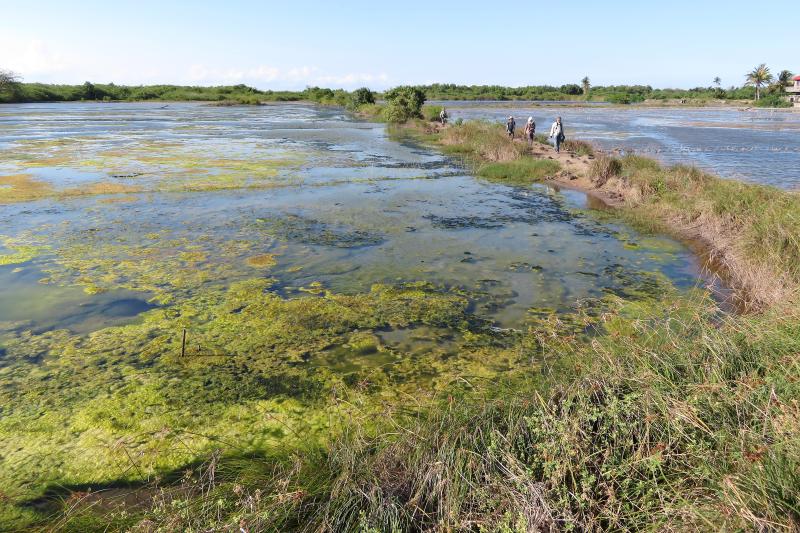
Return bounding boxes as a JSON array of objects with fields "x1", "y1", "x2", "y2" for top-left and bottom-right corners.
[{"x1": 513, "y1": 133, "x2": 626, "y2": 207}]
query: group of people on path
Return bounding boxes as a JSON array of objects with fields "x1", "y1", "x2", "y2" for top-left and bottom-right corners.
[
  {"x1": 507, "y1": 115, "x2": 565, "y2": 152},
  {"x1": 439, "y1": 106, "x2": 566, "y2": 153}
]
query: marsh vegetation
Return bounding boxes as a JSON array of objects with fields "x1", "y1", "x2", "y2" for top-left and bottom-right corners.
[{"x1": 1, "y1": 101, "x2": 798, "y2": 531}]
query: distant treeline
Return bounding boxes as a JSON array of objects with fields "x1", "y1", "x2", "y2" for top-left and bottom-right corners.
[
  {"x1": 0, "y1": 79, "x2": 771, "y2": 106},
  {"x1": 1, "y1": 82, "x2": 309, "y2": 104},
  {"x1": 416, "y1": 83, "x2": 758, "y2": 103}
]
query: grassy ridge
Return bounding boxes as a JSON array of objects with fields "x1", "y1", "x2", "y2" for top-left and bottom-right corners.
[{"x1": 588, "y1": 154, "x2": 800, "y2": 309}]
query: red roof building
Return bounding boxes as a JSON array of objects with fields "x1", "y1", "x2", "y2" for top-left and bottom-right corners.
[{"x1": 787, "y1": 74, "x2": 800, "y2": 106}]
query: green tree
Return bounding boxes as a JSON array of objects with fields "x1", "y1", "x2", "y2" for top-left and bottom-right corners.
[
  {"x1": 349, "y1": 87, "x2": 375, "y2": 109},
  {"x1": 82, "y1": 81, "x2": 97, "y2": 100},
  {"x1": 713, "y1": 76, "x2": 721, "y2": 87},
  {"x1": 581, "y1": 76, "x2": 590, "y2": 97},
  {"x1": 382, "y1": 86, "x2": 426, "y2": 123},
  {"x1": 0, "y1": 69, "x2": 21, "y2": 101},
  {"x1": 745, "y1": 64, "x2": 773, "y2": 100},
  {"x1": 777, "y1": 70, "x2": 794, "y2": 93}
]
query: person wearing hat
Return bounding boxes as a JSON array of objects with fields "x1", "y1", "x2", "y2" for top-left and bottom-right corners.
[
  {"x1": 524, "y1": 116, "x2": 536, "y2": 147},
  {"x1": 506, "y1": 116, "x2": 516, "y2": 139}
]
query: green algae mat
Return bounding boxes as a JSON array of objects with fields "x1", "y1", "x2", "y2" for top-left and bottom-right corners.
[{"x1": 0, "y1": 102, "x2": 711, "y2": 526}]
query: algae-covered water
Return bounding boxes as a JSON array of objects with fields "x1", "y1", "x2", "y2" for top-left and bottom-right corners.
[{"x1": 0, "y1": 102, "x2": 708, "y2": 506}]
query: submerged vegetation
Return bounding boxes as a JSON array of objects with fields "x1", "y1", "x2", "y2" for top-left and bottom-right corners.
[{"x1": 2, "y1": 99, "x2": 800, "y2": 532}]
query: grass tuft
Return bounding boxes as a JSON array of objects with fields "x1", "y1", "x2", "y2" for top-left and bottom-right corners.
[
  {"x1": 478, "y1": 158, "x2": 561, "y2": 185},
  {"x1": 589, "y1": 154, "x2": 623, "y2": 186}
]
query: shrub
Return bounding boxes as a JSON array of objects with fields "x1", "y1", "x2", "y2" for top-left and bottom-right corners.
[
  {"x1": 350, "y1": 87, "x2": 375, "y2": 108},
  {"x1": 589, "y1": 154, "x2": 622, "y2": 186},
  {"x1": 754, "y1": 94, "x2": 792, "y2": 108},
  {"x1": 382, "y1": 86, "x2": 426, "y2": 123}
]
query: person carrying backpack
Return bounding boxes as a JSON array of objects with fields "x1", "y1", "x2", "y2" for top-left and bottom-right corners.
[
  {"x1": 506, "y1": 116, "x2": 516, "y2": 139},
  {"x1": 549, "y1": 116, "x2": 565, "y2": 153},
  {"x1": 524, "y1": 116, "x2": 536, "y2": 147}
]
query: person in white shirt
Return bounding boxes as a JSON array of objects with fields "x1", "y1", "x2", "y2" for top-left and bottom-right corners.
[{"x1": 549, "y1": 116, "x2": 565, "y2": 153}]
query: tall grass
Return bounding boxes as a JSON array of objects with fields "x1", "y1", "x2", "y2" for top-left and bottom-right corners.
[
  {"x1": 561, "y1": 139, "x2": 595, "y2": 157},
  {"x1": 439, "y1": 121, "x2": 528, "y2": 162},
  {"x1": 606, "y1": 155, "x2": 800, "y2": 309}
]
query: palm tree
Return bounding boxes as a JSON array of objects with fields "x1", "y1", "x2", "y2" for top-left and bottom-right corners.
[
  {"x1": 745, "y1": 64, "x2": 773, "y2": 100},
  {"x1": 777, "y1": 70, "x2": 794, "y2": 93},
  {"x1": 581, "y1": 76, "x2": 590, "y2": 97},
  {"x1": 713, "y1": 76, "x2": 721, "y2": 88}
]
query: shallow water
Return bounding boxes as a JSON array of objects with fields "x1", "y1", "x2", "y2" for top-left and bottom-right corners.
[
  {"x1": 0, "y1": 102, "x2": 702, "y2": 334},
  {"x1": 438, "y1": 101, "x2": 800, "y2": 189},
  {"x1": 0, "y1": 102, "x2": 719, "y2": 501}
]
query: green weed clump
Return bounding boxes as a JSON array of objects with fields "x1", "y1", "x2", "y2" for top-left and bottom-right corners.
[{"x1": 754, "y1": 94, "x2": 793, "y2": 108}]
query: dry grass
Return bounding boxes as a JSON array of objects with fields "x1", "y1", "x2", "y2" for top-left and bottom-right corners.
[
  {"x1": 588, "y1": 155, "x2": 623, "y2": 187},
  {"x1": 439, "y1": 121, "x2": 528, "y2": 162},
  {"x1": 561, "y1": 139, "x2": 595, "y2": 157},
  {"x1": 604, "y1": 157, "x2": 800, "y2": 310}
]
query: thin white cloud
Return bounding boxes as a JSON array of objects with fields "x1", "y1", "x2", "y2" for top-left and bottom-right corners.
[
  {"x1": 186, "y1": 64, "x2": 389, "y2": 89},
  {"x1": 0, "y1": 35, "x2": 391, "y2": 89},
  {"x1": 0, "y1": 37, "x2": 76, "y2": 77}
]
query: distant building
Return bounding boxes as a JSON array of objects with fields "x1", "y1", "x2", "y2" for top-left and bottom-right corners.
[{"x1": 787, "y1": 75, "x2": 800, "y2": 107}]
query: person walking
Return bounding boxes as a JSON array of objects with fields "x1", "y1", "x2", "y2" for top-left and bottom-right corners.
[
  {"x1": 506, "y1": 116, "x2": 516, "y2": 139},
  {"x1": 549, "y1": 116, "x2": 565, "y2": 153},
  {"x1": 524, "y1": 116, "x2": 536, "y2": 147},
  {"x1": 439, "y1": 107, "x2": 448, "y2": 125}
]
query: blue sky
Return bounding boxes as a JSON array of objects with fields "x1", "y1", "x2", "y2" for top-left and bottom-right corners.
[{"x1": 2, "y1": 0, "x2": 797, "y2": 90}]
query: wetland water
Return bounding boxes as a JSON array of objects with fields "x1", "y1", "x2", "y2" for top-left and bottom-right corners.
[
  {"x1": 440, "y1": 101, "x2": 800, "y2": 189},
  {"x1": 0, "y1": 102, "x2": 708, "y2": 499}
]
